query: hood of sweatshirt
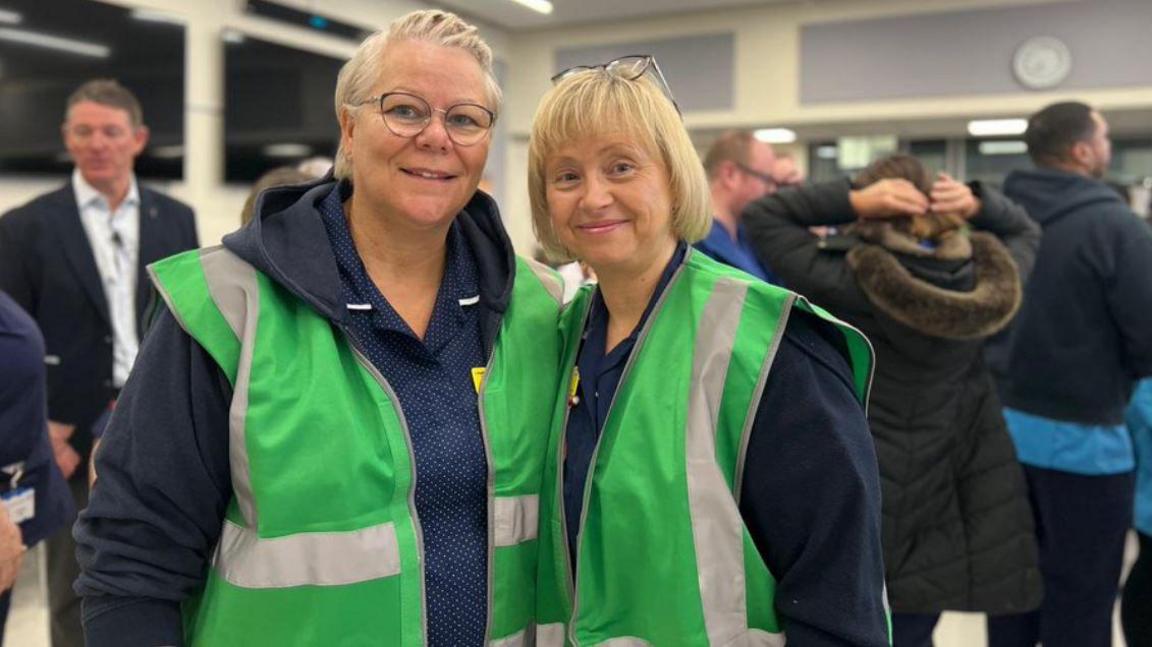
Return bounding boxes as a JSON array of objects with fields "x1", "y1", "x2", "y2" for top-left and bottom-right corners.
[
  {"x1": 1003, "y1": 167, "x2": 1125, "y2": 228},
  {"x1": 221, "y1": 176, "x2": 516, "y2": 326}
]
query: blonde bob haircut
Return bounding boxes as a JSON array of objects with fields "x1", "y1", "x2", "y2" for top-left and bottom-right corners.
[
  {"x1": 528, "y1": 70, "x2": 711, "y2": 261},
  {"x1": 333, "y1": 10, "x2": 502, "y2": 180}
]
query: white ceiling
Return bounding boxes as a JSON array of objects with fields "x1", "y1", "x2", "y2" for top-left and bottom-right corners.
[{"x1": 430, "y1": 0, "x2": 803, "y2": 31}]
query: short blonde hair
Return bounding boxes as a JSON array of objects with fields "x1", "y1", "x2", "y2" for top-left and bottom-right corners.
[
  {"x1": 333, "y1": 10, "x2": 502, "y2": 180},
  {"x1": 528, "y1": 69, "x2": 711, "y2": 261}
]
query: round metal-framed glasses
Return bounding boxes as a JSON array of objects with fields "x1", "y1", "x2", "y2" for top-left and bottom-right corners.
[{"x1": 356, "y1": 92, "x2": 496, "y2": 147}]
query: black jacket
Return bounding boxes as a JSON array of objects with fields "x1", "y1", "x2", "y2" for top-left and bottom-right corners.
[
  {"x1": 743, "y1": 179, "x2": 1044, "y2": 614},
  {"x1": 0, "y1": 183, "x2": 198, "y2": 458},
  {"x1": 1000, "y1": 168, "x2": 1152, "y2": 425}
]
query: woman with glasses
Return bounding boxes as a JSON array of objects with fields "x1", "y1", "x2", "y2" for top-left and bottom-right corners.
[
  {"x1": 75, "y1": 10, "x2": 563, "y2": 647},
  {"x1": 528, "y1": 57, "x2": 889, "y2": 645}
]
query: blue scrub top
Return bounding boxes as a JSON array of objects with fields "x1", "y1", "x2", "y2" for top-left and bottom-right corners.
[
  {"x1": 695, "y1": 219, "x2": 779, "y2": 285},
  {"x1": 0, "y1": 291, "x2": 74, "y2": 546}
]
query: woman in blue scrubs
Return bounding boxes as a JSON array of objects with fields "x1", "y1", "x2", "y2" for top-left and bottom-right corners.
[{"x1": 0, "y1": 291, "x2": 73, "y2": 635}]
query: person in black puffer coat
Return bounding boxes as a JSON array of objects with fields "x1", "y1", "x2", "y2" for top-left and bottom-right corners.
[{"x1": 744, "y1": 154, "x2": 1043, "y2": 647}]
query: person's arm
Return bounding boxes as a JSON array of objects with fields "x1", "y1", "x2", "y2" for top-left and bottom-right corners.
[
  {"x1": 738, "y1": 311, "x2": 888, "y2": 646},
  {"x1": 1102, "y1": 213, "x2": 1152, "y2": 378},
  {"x1": 953, "y1": 180, "x2": 1041, "y2": 283},
  {"x1": 743, "y1": 178, "x2": 926, "y2": 318},
  {"x1": 743, "y1": 181, "x2": 865, "y2": 316},
  {"x1": 0, "y1": 504, "x2": 24, "y2": 593},
  {"x1": 75, "y1": 308, "x2": 233, "y2": 647}
]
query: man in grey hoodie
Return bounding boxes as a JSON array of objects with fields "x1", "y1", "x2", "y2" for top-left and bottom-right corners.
[{"x1": 988, "y1": 101, "x2": 1152, "y2": 647}]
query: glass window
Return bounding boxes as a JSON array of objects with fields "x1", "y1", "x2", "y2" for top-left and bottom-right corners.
[
  {"x1": 965, "y1": 139, "x2": 1030, "y2": 188},
  {"x1": 907, "y1": 140, "x2": 947, "y2": 177},
  {"x1": 807, "y1": 136, "x2": 900, "y2": 183},
  {"x1": 807, "y1": 141, "x2": 843, "y2": 183},
  {"x1": 1110, "y1": 138, "x2": 1152, "y2": 185}
]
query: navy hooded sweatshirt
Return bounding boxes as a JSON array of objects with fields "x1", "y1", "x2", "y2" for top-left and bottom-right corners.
[{"x1": 1000, "y1": 168, "x2": 1152, "y2": 426}]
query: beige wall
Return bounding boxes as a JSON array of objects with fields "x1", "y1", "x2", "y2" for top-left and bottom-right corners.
[{"x1": 500, "y1": 0, "x2": 1137, "y2": 137}]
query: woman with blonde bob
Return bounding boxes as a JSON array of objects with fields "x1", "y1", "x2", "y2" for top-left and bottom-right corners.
[
  {"x1": 528, "y1": 57, "x2": 890, "y2": 645},
  {"x1": 75, "y1": 10, "x2": 563, "y2": 646}
]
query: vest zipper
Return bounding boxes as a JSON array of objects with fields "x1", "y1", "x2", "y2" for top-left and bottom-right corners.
[
  {"x1": 565, "y1": 253, "x2": 692, "y2": 644},
  {"x1": 343, "y1": 328, "x2": 430, "y2": 646}
]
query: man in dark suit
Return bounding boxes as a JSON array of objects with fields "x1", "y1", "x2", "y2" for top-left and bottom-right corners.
[{"x1": 0, "y1": 79, "x2": 198, "y2": 647}]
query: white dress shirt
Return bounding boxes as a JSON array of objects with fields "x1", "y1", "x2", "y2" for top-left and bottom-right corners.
[{"x1": 72, "y1": 169, "x2": 140, "y2": 388}]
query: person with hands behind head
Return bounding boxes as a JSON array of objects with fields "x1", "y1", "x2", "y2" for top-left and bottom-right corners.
[{"x1": 745, "y1": 154, "x2": 1043, "y2": 647}]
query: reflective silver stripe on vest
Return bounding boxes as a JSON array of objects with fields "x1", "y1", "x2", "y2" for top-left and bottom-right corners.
[
  {"x1": 525, "y1": 257, "x2": 564, "y2": 305},
  {"x1": 532, "y1": 627, "x2": 783, "y2": 647},
  {"x1": 489, "y1": 627, "x2": 526, "y2": 647},
  {"x1": 199, "y1": 248, "x2": 262, "y2": 529},
  {"x1": 735, "y1": 630, "x2": 787, "y2": 646},
  {"x1": 213, "y1": 519, "x2": 400, "y2": 588},
  {"x1": 536, "y1": 623, "x2": 566, "y2": 647},
  {"x1": 733, "y1": 293, "x2": 795, "y2": 503},
  {"x1": 684, "y1": 278, "x2": 786, "y2": 645},
  {"x1": 489, "y1": 625, "x2": 536, "y2": 647},
  {"x1": 494, "y1": 494, "x2": 539, "y2": 547}
]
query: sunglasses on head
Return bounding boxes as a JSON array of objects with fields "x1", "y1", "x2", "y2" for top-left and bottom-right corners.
[{"x1": 551, "y1": 55, "x2": 681, "y2": 116}]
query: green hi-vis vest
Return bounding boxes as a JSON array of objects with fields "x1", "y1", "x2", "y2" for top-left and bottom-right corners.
[
  {"x1": 534, "y1": 250, "x2": 876, "y2": 646},
  {"x1": 148, "y1": 245, "x2": 564, "y2": 646}
]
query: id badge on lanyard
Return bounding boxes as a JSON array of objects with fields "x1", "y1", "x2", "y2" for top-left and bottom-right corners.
[{"x1": 1, "y1": 462, "x2": 34, "y2": 524}]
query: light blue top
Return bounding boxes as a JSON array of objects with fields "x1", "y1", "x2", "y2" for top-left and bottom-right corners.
[
  {"x1": 694, "y1": 220, "x2": 779, "y2": 285},
  {"x1": 1128, "y1": 379, "x2": 1152, "y2": 535},
  {"x1": 1004, "y1": 407, "x2": 1135, "y2": 476}
]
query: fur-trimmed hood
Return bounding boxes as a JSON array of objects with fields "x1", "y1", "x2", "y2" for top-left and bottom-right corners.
[{"x1": 847, "y1": 232, "x2": 1021, "y2": 340}]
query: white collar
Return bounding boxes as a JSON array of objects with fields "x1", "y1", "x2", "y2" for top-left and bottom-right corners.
[{"x1": 72, "y1": 168, "x2": 140, "y2": 210}]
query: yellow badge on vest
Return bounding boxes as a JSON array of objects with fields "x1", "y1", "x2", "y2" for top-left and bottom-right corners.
[
  {"x1": 568, "y1": 368, "x2": 580, "y2": 407},
  {"x1": 471, "y1": 367, "x2": 486, "y2": 394}
]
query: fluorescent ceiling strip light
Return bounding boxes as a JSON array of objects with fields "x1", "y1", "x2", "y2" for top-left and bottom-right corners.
[
  {"x1": 130, "y1": 9, "x2": 184, "y2": 25},
  {"x1": 754, "y1": 128, "x2": 797, "y2": 144},
  {"x1": 0, "y1": 28, "x2": 109, "y2": 58},
  {"x1": 978, "y1": 141, "x2": 1028, "y2": 156},
  {"x1": 816, "y1": 145, "x2": 838, "y2": 159},
  {"x1": 967, "y1": 118, "x2": 1027, "y2": 137},
  {"x1": 509, "y1": 0, "x2": 554, "y2": 15},
  {"x1": 263, "y1": 143, "x2": 313, "y2": 158},
  {"x1": 0, "y1": 9, "x2": 22, "y2": 24}
]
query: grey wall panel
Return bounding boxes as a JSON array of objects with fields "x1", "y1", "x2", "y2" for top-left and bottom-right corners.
[
  {"x1": 554, "y1": 33, "x2": 735, "y2": 112},
  {"x1": 801, "y1": 0, "x2": 1152, "y2": 104}
]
